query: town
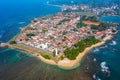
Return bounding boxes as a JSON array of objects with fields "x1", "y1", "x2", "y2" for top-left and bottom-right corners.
[
  {"x1": 12, "y1": 9, "x2": 117, "y2": 59},
  {"x1": 61, "y1": 4, "x2": 119, "y2": 17}
]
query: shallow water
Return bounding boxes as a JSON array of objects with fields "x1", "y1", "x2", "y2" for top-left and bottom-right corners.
[
  {"x1": 0, "y1": 0, "x2": 120, "y2": 80},
  {"x1": 0, "y1": 48, "x2": 97, "y2": 80}
]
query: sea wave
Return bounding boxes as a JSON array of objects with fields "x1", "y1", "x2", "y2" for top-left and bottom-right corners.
[
  {"x1": 100, "y1": 61, "x2": 110, "y2": 76},
  {"x1": 93, "y1": 48, "x2": 100, "y2": 52},
  {"x1": 99, "y1": 45, "x2": 108, "y2": 49},
  {"x1": 109, "y1": 40, "x2": 117, "y2": 46},
  {"x1": 93, "y1": 58, "x2": 97, "y2": 62},
  {"x1": 18, "y1": 22, "x2": 25, "y2": 24},
  {"x1": 100, "y1": 62, "x2": 109, "y2": 71},
  {"x1": 93, "y1": 74, "x2": 101, "y2": 80}
]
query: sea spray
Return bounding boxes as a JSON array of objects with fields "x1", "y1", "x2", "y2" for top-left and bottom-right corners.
[
  {"x1": 93, "y1": 58, "x2": 97, "y2": 62},
  {"x1": 99, "y1": 45, "x2": 108, "y2": 49},
  {"x1": 93, "y1": 48, "x2": 100, "y2": 52},
  {"x1": 100, "y1": 61, "x2": 110, "y2": 76},
  {"x1": 110, "y1": 40, "x2": 117, "y2": 45},
  {"x1": 93, "y1": 74, "x2": 101, "y2": 80}
]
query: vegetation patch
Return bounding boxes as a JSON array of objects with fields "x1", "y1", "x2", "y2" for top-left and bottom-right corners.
[
  {"x1": 64, "y1": 36, "x2": 101, "y2": 60},
  {"x1": 41, "y1": 54, "x2": 51, "y2": 60},
  {"x1": 26, "y1": 33, "x2": 35, "y2": 38},
  {"x1": 81, "y1": 15, "x2": 98, "y2": 22},
  {"x1": 26, "y1": 26, "x2": 38, "y2": 30},
  {"x1": 91, "y1": 22, "x2": 109, "y2": 31},
  {"x1": 60, "y1": 55, "x2": 65, "y2": 60},
  {"x1": 76, "y1": 23, "x2": 87, "y2": 28},
  {"x1": 9, "y1": 40, "x2": 17, "y2": 44}
]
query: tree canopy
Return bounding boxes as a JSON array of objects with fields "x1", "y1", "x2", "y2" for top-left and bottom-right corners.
[
  {"x1": 64, "y1": 36, "x2": 100, "y2": 60},
  {"x1": 9, "y1": 40, "x2": 16, "y2": 44}
]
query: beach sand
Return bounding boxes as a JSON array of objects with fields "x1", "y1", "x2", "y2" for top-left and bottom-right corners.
[
  {"x1": 8, "y1": 35, "x2": 112, "y2": 69},
  {"x1": 57, "y1": 35, "x2": 112, "y2": 69},
  {"x1": 37, "y1": 55, "x2": 57, "y2": 65}
]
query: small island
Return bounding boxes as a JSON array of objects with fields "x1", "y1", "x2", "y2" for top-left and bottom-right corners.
[{"x1": 7, "y1": 5, "x2": 118, "y2": 69}]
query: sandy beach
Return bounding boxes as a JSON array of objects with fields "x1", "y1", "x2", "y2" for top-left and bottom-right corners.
[
  {"x1": 57, "y1": 35, "x2": 112, "y2": 69},
  {"x1": 37, "y1": 55, "x2": 57, "y2": 65},
  {"x1": 7, "y1": 35, "x2": 112, "y2": 69},
  {"x1": 7, "y1": 44, "x2": 57, "y2": 65},
  {"x1": 35, "y1": 35, "x2": 113, "y2": 69}
]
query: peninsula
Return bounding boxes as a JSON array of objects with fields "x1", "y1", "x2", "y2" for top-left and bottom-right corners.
[{"x1": 7, "y1": 5, "x2": 118, "y2": 69}]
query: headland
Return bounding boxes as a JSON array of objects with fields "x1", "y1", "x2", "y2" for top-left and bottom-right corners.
[{"x1": 6, "y1": 5, "x2": 118, "y2": 69}]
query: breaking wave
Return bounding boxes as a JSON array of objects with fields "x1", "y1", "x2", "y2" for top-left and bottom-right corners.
[
  {"x1": 93, "y1": 48, "x2": 100, "y2": 52},
  {"x1": 18, "y1": 22, "x2": 25, "y2": 24},
  {"x1": 99, "y1": 45, "x2": 108, "y2": 49},
  {"x1": 100, "y1": 61, "x2": 110, "y2": 76},
  {"x1": 93, "y1": 58, "x2": 97, "y2": 62},
  {"x1": 93, "y1": 74, "x2": 101, "y2": 80},
  {"x1": 109, "y1": 40, "x2": 117, "y2": 46}
]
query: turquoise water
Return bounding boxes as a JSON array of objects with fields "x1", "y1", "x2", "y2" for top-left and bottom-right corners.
[
  {"x1": 0, "y1": 47, "x2": 95, "y2": 80},
  {"x1": 0, "y1": 0, "x2": 93, "y2": 80},
  {"x1": 0, "y1": 0, "x2": 120, "y2": 80},
  {"x1": 0, "y1": 16, "x2": 119, "y2": 80}
]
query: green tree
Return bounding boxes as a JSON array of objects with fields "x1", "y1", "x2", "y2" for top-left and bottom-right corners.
[
  {"x1": 64, "y1": 36, "x2": 101, "y2": 60},
  {"x1": 76, "y1": 23, "x2": 87, "y2": 28},
  {"x1": 9, "y1": 41, "x2": 16, "y2": 44},
  {"x1": 26, "y1": 33, "x2": 35, "y2": 38}
]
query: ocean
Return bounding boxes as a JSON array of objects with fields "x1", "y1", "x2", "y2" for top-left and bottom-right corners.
[
  {"x1": 0, "y1": 0, "x2": 60, "y2": 42},
  {"x1": 0, "y1": 0, "x2": 120, "y2": 80}
]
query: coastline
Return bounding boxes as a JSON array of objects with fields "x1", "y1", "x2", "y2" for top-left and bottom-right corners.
[
  {"x1": 7, "y1": 44, "x2": 57, "y2": 65},
  {"x1": 57, "y1": 35, "x2": 112, "y2": 69},
  {"x1": 5, "y1": 9, "x2": 118, "y2": 69},
  {"x1": 7, "y1": 35, "x2": 113, "y2": 69}
]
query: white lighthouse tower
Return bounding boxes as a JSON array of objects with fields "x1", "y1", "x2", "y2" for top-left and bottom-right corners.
[{"x1": 55, "y1": 48, "x2": 58, "y2": 56}]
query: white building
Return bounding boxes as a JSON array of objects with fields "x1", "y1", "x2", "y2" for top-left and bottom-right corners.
[{"x1": 40, "y1": 43, "x2": 48, "y2": 49}]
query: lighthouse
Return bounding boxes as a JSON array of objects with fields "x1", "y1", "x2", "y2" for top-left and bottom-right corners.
[{"x1": 55, "y1": 48, "x2": 58, "y2": 56}]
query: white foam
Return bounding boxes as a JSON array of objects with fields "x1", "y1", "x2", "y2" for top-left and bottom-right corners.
[
  {"x1": 93, "y1": 58, "x2": 97, "y2": 62},
  {"x1": 112, "y1": 41, "x2": 117, "y2": 45},
  {"x1": 97, "y1": 78, "x2": 101, "y2": 80},
  {"x1": 18, "y1": 22, "x2": 25, "y2": 24},
  {"x1": 93, "y1": 48, "x2": 99, "y2": 52},
  {"x1": 100, "y1": 61, "x2": 110, "y2": 76},
  {"x1": 93, "y1": 74, "x2": 96, "y2": 79},
  {"x1": 93, "y1": 74, "x2": 101, "y2": 80},
  {"x1": 100, "y1": 62, "x2": 109, "y2": 70},
  {"x1": 99, "y1": 45, "x2": 108, "y2": 49},
  {"x1": 110, "y1": 40, "x2": 117, "y2": 45}
]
